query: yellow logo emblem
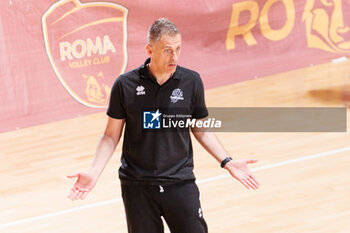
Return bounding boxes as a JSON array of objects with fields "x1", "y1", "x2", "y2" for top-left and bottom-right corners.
[
  {"x1": 303, "y1": 0, "x2": 350, "y2": 52},
  {"x1": 42, "y1": 0, "x2": 128, "y2": 107}
]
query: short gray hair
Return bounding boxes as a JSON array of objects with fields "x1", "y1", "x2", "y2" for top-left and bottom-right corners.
[{"x1": 147, "y1": 18, "x2": 180, "y2": 44}]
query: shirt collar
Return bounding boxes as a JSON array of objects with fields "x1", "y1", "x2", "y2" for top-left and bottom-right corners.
[{"x1": 139, "y1": 57, "x2": 181, "y2": 80}]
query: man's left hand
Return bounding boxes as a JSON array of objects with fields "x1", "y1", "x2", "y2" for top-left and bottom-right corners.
[{"x1": 225, "y1": 159, "x2": 260, "y2": 190}]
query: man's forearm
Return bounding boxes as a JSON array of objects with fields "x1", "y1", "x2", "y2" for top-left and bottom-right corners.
[
  {"x1": 88, "y1": 134, "x2": 118, "y2": 179},
  {"x1": 192, "y1": 130, "x2": 231, "y2": 164}
]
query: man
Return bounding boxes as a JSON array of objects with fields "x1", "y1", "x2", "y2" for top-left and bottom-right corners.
[{"x1": 68, "y1": 18, "x2": 260, "y2": 233}]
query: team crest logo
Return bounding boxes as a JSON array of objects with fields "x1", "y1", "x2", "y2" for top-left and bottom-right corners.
[
  {"x1": 42, "y1": 0, "x2": 128, "y2": 108},
  {"x1": 170, "y1": 88, "x2": 184, "y2": 103},
  {"x1": 303, "y1": 0, "x2": 350, "y2": 53}
]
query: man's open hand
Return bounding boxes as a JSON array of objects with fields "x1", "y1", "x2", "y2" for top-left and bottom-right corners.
[
  {"x1": 67, "y1": 172, "x2": 97, "y2": 201},
  {"x1": 225, "y1": 159, "x2": 260, "y2": 190}
]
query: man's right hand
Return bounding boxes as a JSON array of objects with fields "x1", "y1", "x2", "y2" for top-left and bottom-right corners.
[
  {"x1": 67, "y1": 117, "x2": 124, "y2": 201},
  {"x1": 67, "y1": 172, "x2": 97, "y2": 201}
]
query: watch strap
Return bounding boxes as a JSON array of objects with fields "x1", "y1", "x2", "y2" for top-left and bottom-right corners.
[{"x1": 220, "y1": 157, "x2": 233, "y2": 168}]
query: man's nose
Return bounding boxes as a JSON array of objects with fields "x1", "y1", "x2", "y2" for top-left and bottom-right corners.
[{"x1": 170, "y1": 51, "x2": 178, "y2": 61}]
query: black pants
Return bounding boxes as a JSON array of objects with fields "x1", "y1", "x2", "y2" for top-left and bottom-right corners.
[{"x1": 121, "y1": 180, "x2": 208, "y2": 233}]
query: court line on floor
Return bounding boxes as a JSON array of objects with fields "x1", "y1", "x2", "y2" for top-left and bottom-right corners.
[
  {"x1": 198, "y1": 146, "x2": 350, "y2": 183},
  {"x1": 1, "y1": 146, "x2": 350, "y2": 229}
]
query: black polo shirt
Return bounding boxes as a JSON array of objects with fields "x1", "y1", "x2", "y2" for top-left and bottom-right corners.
[{"x1": 107, "y1": 58, "x2": 208, "y2": 185}]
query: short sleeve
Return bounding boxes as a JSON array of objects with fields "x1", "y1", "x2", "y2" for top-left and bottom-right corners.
[
  {"x1": 107, "y1": 78, "x2": 126, "y2": 119},
  {"x1": 192, "y1": 77, "x2": 208, "y2": 119}
]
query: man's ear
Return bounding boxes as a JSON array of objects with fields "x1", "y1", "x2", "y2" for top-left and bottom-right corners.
[{"x1": 146, "y1": 44, "x2": 152, "y2": 56}]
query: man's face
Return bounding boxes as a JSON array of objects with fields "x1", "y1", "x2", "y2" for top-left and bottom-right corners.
[{"x1": 147, "y1": 33, "x2": 182, "y2": 74}]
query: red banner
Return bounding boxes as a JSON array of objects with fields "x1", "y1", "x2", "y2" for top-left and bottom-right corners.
[{"x1": 1, "y1": 0, "x2": 349, "y2": 132}]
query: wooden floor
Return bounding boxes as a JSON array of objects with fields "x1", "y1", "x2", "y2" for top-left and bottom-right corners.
[{"x1": 1, "y1": 60, "x2": 350, "y2": 233}]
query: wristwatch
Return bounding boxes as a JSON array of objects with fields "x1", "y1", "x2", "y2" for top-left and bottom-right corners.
[{"x1": 220, "y1": 157, "x2": 233, "y2": 168}]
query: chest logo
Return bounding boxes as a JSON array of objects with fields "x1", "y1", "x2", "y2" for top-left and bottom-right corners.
[
  {"x1": 136, "y1": 85, "x2": 146, "y2": 95},
  {"x1": 170, "y1": 88, "x2": 184, "y2": 103}
]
